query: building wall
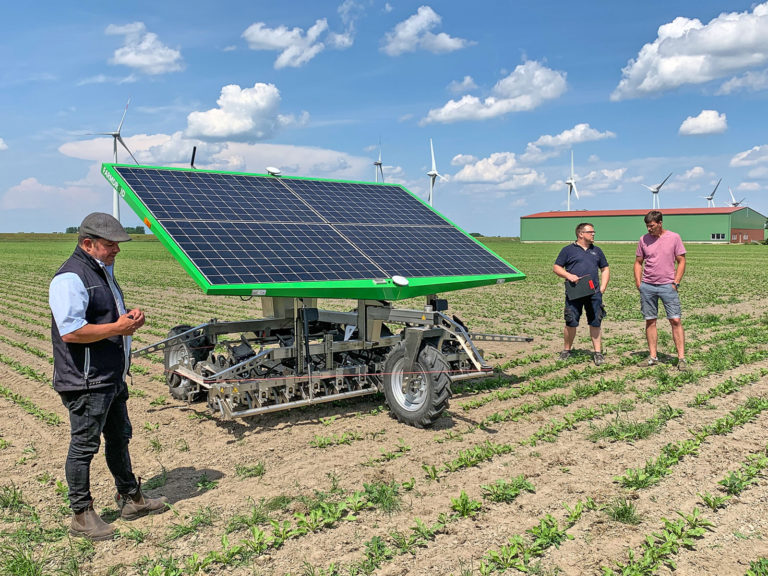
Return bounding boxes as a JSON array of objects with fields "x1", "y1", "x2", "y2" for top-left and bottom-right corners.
[
  {"x1": 731, "y1": 208, "x2": 766, "y2": 229},
  {"x1": 730, "y1": 228, "x2": 763, "y2": 243},
  {"x1": 521, "y1": 213, "x2": 734, "y2": 242}
]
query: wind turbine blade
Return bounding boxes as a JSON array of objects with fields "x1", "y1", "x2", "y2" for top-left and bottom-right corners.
[
  {"x1": 430, "y1": 138, "x2": 436, "y2": 172},
  {"x1": 658, "y1": 172, "x2": 672, "y2": 190},
  {"x1": 712, "y1": 178, "x2": 721, "y2": 195},
  {"x1": 641, "y1": 184, "x2": 653, "y2": 192},
  {"x1": 573, "y1": 183, "x2": 579, "y2": 200},
  {"x1": 113, "y1": 137, "x2": 118, "y2": 163},
  {"x1": 117, "y1": 135, "x2": 139, "y2": 165},
  {"x1": 117, "y1": 97, "x2": 131, "y2": 132}
]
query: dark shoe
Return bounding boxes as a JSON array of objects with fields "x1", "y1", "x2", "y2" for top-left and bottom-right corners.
[
  {"x1": 677, "y1": 358, "x2": 688, "y2": 371},
  {"x1": 116, "y1": 480, "x2": 169, "y2": 520},
  {"x1": 593, "y1": 352, "x2": 604, "y2": 366},
  {"x1": 70, "y1": 501, "x2": 116, "y2": 541},
  {"x1": 559, "y1": 350, "x2": 571, "y2": 360}
]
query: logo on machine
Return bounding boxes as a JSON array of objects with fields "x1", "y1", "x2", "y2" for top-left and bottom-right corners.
[{"x1": 102, "y1": 166, "x2": 119, "y2": 191}]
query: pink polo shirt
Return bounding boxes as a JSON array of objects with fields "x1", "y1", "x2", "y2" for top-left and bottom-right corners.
[{"x1": 636, "y1": 230, "x2": 686, "y2": 284}]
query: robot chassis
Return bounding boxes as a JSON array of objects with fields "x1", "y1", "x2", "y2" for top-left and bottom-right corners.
[{"x1": 133, "y1": 296, "x2": 531, "y2": 428}]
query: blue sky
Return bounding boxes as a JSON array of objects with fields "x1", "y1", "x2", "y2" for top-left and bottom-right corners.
[{"x1": 2, "y1": 1, "x2": 768, "y2": 236}]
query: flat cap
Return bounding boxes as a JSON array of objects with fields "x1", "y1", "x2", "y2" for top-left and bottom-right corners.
[{"x1": 79, "y1": 212, "x2": 132, "y2": 242}]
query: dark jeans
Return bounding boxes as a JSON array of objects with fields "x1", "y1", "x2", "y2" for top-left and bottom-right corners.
[{"x1": 59, "y1": 382, "x2": 137, "y2": 512}]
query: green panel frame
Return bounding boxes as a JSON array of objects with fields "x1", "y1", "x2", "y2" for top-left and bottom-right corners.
[{"x1": 102, "y1": 163, "x2": 525, "y2": 299}]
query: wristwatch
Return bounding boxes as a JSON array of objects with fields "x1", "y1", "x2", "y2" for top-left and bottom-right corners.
[{"x1": 673, "y1": 282, "x2": 680, "y2": 288}]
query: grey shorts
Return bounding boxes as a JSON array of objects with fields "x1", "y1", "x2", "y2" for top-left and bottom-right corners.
[{"x1": 639, "y1": 282, "x2": 681, "y2": 320}]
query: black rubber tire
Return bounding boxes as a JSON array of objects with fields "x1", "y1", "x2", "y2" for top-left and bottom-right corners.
[
  {"x1": 163, "y1": 325, "x2": 212, "y2": 401},
  {"x1": 382, "y1": 343, "x2": 452, "y2": 428}
]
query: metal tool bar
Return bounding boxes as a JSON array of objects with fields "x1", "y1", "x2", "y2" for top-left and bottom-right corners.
[
  {"x1": 216, "y1": 387, "x2": 378, "y2": 419},
  {"x1": 467, "y1": 333, "x2": 534, "y2": 343}
]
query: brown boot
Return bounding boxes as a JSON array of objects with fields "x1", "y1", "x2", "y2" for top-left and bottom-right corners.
[
  {"x1": 70, "y1": 501, "x2": 116, "y2": 541},
  {"x1": 116, "y1": 479, "x2": 169, "y2": 520}
]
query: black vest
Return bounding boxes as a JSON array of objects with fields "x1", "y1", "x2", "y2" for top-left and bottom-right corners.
[{"x1": 51, "y1": 246, "x2": 127, "y2": 392}]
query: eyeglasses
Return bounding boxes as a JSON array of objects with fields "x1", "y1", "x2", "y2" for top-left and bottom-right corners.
[{"x1": 581, "y1": 230, "x2": 596, "y2": 235}]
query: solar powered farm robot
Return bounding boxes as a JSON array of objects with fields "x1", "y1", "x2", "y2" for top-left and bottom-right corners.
[{"x1": 102, "y1": 164, "x2": 528, "y2": 428}]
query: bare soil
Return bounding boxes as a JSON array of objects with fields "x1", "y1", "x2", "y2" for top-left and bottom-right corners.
[{"x1": 1, "y1": 285, "x2": 768, "y2": 576}]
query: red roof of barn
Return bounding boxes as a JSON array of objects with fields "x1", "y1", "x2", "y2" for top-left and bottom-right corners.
[{"x1": 522, "y1": 207, "x2": 744, "y2": 219}]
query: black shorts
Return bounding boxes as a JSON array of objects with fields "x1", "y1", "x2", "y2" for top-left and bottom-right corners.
[{"x1": 564, "y1": 292, "x2": 603, "y2": 328}]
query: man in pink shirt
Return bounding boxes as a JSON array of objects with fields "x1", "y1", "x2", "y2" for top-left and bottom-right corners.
[{"x1": 634, "y1": 210, "x2": 687, "y2": 370}]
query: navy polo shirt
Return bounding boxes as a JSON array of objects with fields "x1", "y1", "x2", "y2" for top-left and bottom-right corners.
[{"x1": 554, "y1": 243, "x2": 608, "y2": 287}]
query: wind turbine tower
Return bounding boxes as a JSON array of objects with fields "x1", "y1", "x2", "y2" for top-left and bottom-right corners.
[
  {"x1": 642, "y1": 172, "x2": 672, "y2": 210},
  {"x1": 426, "y1": 138, "x2": 445, "y2": 207},
  {"x1": 702, "y1": 178, "x2": 721, "y2": 208},
  {"x1": 373, "y1": 141, "x2": 384, "y2": 183},
  {"x1": 90, "y1": 98, "x2": 139, "y2": 221},
  {"x1": 565, "y1": 150, "x2": 579, "y2": 211}
]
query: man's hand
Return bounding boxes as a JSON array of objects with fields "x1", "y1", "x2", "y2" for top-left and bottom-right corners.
[
  {"x1": 127, "y1": 308, "x2": 145, "y2": 328},
  {"x1": 116, "y1": 309, "x2": 145, "y2": 335}
]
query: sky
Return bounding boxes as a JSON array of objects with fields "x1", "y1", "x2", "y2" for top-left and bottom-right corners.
[{"x1": 2, "y1": 1, "x2": 768, "y2": 236}]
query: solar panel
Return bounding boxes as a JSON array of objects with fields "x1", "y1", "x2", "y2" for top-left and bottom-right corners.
[{"x1": 102, "y1": 164, "x2": 525, "y2": 299}]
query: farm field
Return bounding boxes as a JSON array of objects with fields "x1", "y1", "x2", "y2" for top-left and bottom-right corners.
[{"x1": 1, "y1": 235, "x2": 768, "y2": 575}]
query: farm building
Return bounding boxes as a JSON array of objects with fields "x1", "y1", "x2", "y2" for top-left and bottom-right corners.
[{"x1": 520, "y1": 207, "x2": 767, "y2": 243}]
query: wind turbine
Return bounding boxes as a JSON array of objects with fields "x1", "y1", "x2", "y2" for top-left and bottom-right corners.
[
  {"x1": 728, "y1": 187, "x2": 746, "y2": 207},
  {"x1": 426, "y1": 138, "x2": 446, "y2": 207},
  {"x1": 89, "y1": 98, "x2": 139, "y2": 221},
  {"x1": 565, "y1": 150, "x2": 579, "y2": 211},
  {"x1": 373, "y1": 140, "x2": 384, "y2": 183},
  {"x1": 702, "y1": 178, "x2": 721, "y2": 208},
  {"x1": 642, "y1": 172, "x2": 672, "y2": 209}
]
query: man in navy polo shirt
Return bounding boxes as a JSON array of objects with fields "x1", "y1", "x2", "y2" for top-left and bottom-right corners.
[{"x1": 553, "y1": 222, "x2": 610, "y2": 365}]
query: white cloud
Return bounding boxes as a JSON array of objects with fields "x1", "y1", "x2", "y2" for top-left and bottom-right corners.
[
  {"x1": 382, "y1": 6, "x2": 473, "y2": 56},
  {"x1": 679, "y1": 110, "x2": 727, "y2": 135},
  {"x1": 451, "y1": 154, "x2": 478, "y2": 166},
  {"x1": 581, "y1": 168, "x2": 626, "y2": 191},
  {"x1": 184, "y1": 83, "x2": 308, "y2": 141},
  {"x1": 747, "y1": 166, "x2": 768, "y2": 178},
  {"x1": 680, "y1": 166, "x2": 708, "y2": 179},
  {"x1": 1, "y1": 174, "x2": 101, "y2": 212},
  {"x1": 77, "y1": 73, "x2": 137, "y2": 86},
  {"x1": 533, "y1": 123, "x2": 616, "y2": 148},
  {"x1": 448, "y1": 75, "x2": 478, "y2": 94},
  {"x1": 0, "y1": 138, "x2": 7, "y2": 151},
  {"x1": 451, "y1": 151, "x2": 546, "y2": 190},
  {"x1": 518, "y1": 144, "x2": 560, "y2": 164},
  {"x1": 59, "y1": 133, "x2": 172, "y2": 163},
  {"x1": 422, "y1": 61, "x2": 567, "y2": 124},
  {"x1": 452, "y1": 152, "x2": 518, "y2": 183},
  {"x1": 717, "y1": 68, "x2": 768, "y2": 94},
  {"x1": 243, "y1": 6, "x2": 357, "y2": 69},
  {"x1": 242, "y1": 20, "x2": 327, "y2": 68},
  {"x1": 730, "y1": 144, "x2": 768, "y2": 167},
  {"x1": 106, "y1": 22, "x2": 183, "y2": 75},
  {"x1": 612, "y1": 3, "x2": 768, "y2": 100}
]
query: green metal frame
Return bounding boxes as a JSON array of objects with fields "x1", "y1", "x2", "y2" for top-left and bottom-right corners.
[{"x1": 101, "y1": 163, "x2": 525, "y2": 299}]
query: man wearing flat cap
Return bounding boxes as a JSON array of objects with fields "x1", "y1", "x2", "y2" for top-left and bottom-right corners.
[{"x1": 49, "y1": 213, "x2": 167, "y2": 540}]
